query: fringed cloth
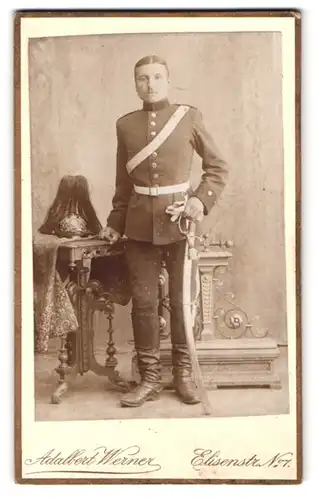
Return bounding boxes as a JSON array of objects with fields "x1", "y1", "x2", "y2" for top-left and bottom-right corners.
[
  {"x1": 33, "y1": 233, "x2": 78, "y2": 354},
  {"x1": 33, "y1": 233, "x2": 132, "y2": 354}
]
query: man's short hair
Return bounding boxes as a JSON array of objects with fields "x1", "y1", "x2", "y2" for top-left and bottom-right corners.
[{"x1": 134, "y1": 55, "x2": 169, "y2": 75}]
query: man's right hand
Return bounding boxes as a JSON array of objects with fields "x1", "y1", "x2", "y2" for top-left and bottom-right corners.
[{"x1": 99, "y1": 226, "x2": 121, "y2": 244}]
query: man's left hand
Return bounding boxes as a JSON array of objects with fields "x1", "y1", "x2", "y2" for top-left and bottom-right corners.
[{"x1": 183, "y1": 196, "x2": 204, "y2": 222}]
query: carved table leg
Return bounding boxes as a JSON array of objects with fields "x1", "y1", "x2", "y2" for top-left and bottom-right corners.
[
  {"x1": 85, "y1": 287, "x2": 133, "y2": 392},
  {"x1": 105, "y1": 303, "x2": 117, "y2": 370},
  {"x1": 66, "y1": 332, "x2": 76, "y2": 366},
  {"x1": 51, "y1": 332, "x2": 78, "y2": 404},
  {"x1": 104, "y1": 301, "x2": 134, "y2": 391},
  {"x1": 51, "y1": 333, "x2": 69, "y2": 404}
]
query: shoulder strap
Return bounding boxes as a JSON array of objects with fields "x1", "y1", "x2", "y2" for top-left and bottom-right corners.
[{"x1": 126, "y1": 105, "x2": 190, "y2": 175}]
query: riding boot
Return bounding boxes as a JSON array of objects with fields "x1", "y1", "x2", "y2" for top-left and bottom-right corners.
[
  {"x1": 172, "y1": 344, "x2": 201, "y2": 405},
  {"x1": 121, "y1": 311, "x2": 162, "y2": 407}
]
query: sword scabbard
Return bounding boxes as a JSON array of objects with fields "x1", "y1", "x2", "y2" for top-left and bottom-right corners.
[{"x1": 183, "y1": 220, "x2": 212, "y2": 415}]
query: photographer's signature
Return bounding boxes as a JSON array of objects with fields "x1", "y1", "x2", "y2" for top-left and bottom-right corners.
[{"x1": 24, "y1": 446, "x2": 161, "y2": 475}]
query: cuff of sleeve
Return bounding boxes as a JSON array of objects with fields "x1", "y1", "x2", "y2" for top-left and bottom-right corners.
[
  {"x1": 192, "y1": 186, "x2": 217, "y2": 215},
  {"x1": 106, "y1": 212, "x2": 125, "y2": 236}
]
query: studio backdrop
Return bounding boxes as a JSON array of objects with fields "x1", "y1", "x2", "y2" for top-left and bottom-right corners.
[{"x1": 29, "y1": 32, "x2": 286, "y2": 345}]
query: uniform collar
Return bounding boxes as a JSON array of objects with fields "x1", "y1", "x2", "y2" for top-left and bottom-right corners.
[{"x1": 143, "y1": 98, "x2": 170, "y2": 111}]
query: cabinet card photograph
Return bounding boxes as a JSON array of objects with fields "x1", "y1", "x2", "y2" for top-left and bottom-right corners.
[{"x1": 15, "y1": 10, "x2": 301, "y2": 484}]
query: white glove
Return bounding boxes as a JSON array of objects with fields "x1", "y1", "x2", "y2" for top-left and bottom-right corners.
[
  {"x1": 165, "y1": 197, "x2": 204, "y2": 223},
  {"x1": 183, "y1": 197, "x2": 204, "y2": 222},
  {"x1": 165, "y1": 200, "x2": 187, "y2": 222},
  {"x1": 99, "y1": 226, "x2": 120, "y2": 244}
]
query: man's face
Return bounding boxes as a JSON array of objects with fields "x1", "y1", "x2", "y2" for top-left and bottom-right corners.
[{"x1": 135, "y1": 63, "x2": 170, "y2": 103}]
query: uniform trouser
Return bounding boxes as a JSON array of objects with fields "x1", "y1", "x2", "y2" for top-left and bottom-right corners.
[{"x1": 125, "y1": 239, "x2": 192, "y2": 384}]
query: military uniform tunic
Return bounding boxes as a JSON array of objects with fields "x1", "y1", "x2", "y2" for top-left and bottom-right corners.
[{"x1": 107, "y1": 99, "x2": 228, "y2": 244}]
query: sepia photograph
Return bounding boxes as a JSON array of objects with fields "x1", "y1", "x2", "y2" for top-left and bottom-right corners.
[{"x1": 15, "y1": 11, "x2": 300, "y2": 483}]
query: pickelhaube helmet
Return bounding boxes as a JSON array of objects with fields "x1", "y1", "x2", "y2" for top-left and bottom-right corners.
[
  {"x1": 57, "y1": 213, "x2": 89, "y2": 238},
  {"x1": 39, "y1": 175, "x2": 102, "y2": 238}
]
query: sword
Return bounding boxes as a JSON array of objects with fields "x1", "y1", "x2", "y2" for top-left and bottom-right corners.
[
  {"x1": 182, "y1": 220, "x2": 212, "y2": 416},
  {"x1": 165, "y1": 201, "x2": 212, "y2": 415}
]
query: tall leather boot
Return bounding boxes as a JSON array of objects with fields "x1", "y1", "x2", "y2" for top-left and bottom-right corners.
[
  {"x1": 120, "y1": 311, "x2": 162, "y2": 407},
  {"x1": 172, "y1": 344, "x2": 201, "y2": 405}
]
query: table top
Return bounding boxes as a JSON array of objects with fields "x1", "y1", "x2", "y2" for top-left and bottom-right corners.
[
  {"x1": 59, "y1": 236, "x2": 126, "y2": 250},
  {"x1": 58, "y1": 237, "x2": 126, "y2": 266}
]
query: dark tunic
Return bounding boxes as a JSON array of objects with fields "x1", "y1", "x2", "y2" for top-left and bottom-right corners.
[{"x1": 107, "y1": 99, "x2": 228, "y2": 245}]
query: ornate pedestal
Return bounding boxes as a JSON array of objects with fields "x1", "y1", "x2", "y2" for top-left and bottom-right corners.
[{"x1": 158, "y1": 236, "x2": 282, "y2": 390}]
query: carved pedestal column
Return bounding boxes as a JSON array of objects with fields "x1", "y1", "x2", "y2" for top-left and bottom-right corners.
[{"x1": 198, "y1": 247, "x2": 233, "y2": 341}]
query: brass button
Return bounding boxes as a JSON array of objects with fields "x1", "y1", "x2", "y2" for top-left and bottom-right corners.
[
  {"x1": 151, "y1": 112, "x2": 156, "y2": 117},
  {"x1": 208, "y1": 190, "x2": 213, "y2": 196},
  {"x1": 152, "y1": 162, "x2": 157, "y2": 168},
  {"x1": 150, "y1": 131, "x2": 156, "y2": 137},
  {"x1": 153, "y1": 173, "x2": 159, "y2": 180},
  {"x1": 150, "y1": 121, "x2": 156, "y2": 126},
  {"x1": 152, "y1": 151, "x2": 157, "y2": 158}
]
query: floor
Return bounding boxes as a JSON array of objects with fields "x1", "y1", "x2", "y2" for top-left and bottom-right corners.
[{"x1": 34, "y1": 339, "x2": 290, "y2": 421}]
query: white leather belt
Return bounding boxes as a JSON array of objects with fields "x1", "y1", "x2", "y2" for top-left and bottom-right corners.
[{"x1": 133, "y1": 181, "x2": 189, "y2": 197}]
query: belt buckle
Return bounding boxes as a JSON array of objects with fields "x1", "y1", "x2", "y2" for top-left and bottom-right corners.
[{"x1": 149, "y1": 185, "x2": 159, "y2": 197}]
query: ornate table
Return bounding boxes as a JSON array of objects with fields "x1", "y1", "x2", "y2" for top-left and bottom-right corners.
[{"x1": 51, "y1": 238, "x2": 133, "y2": 404}]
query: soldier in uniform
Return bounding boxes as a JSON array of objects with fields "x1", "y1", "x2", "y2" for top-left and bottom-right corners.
[{"x1": 100, "y1": 55, "x2": 228, "y2": 407}]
